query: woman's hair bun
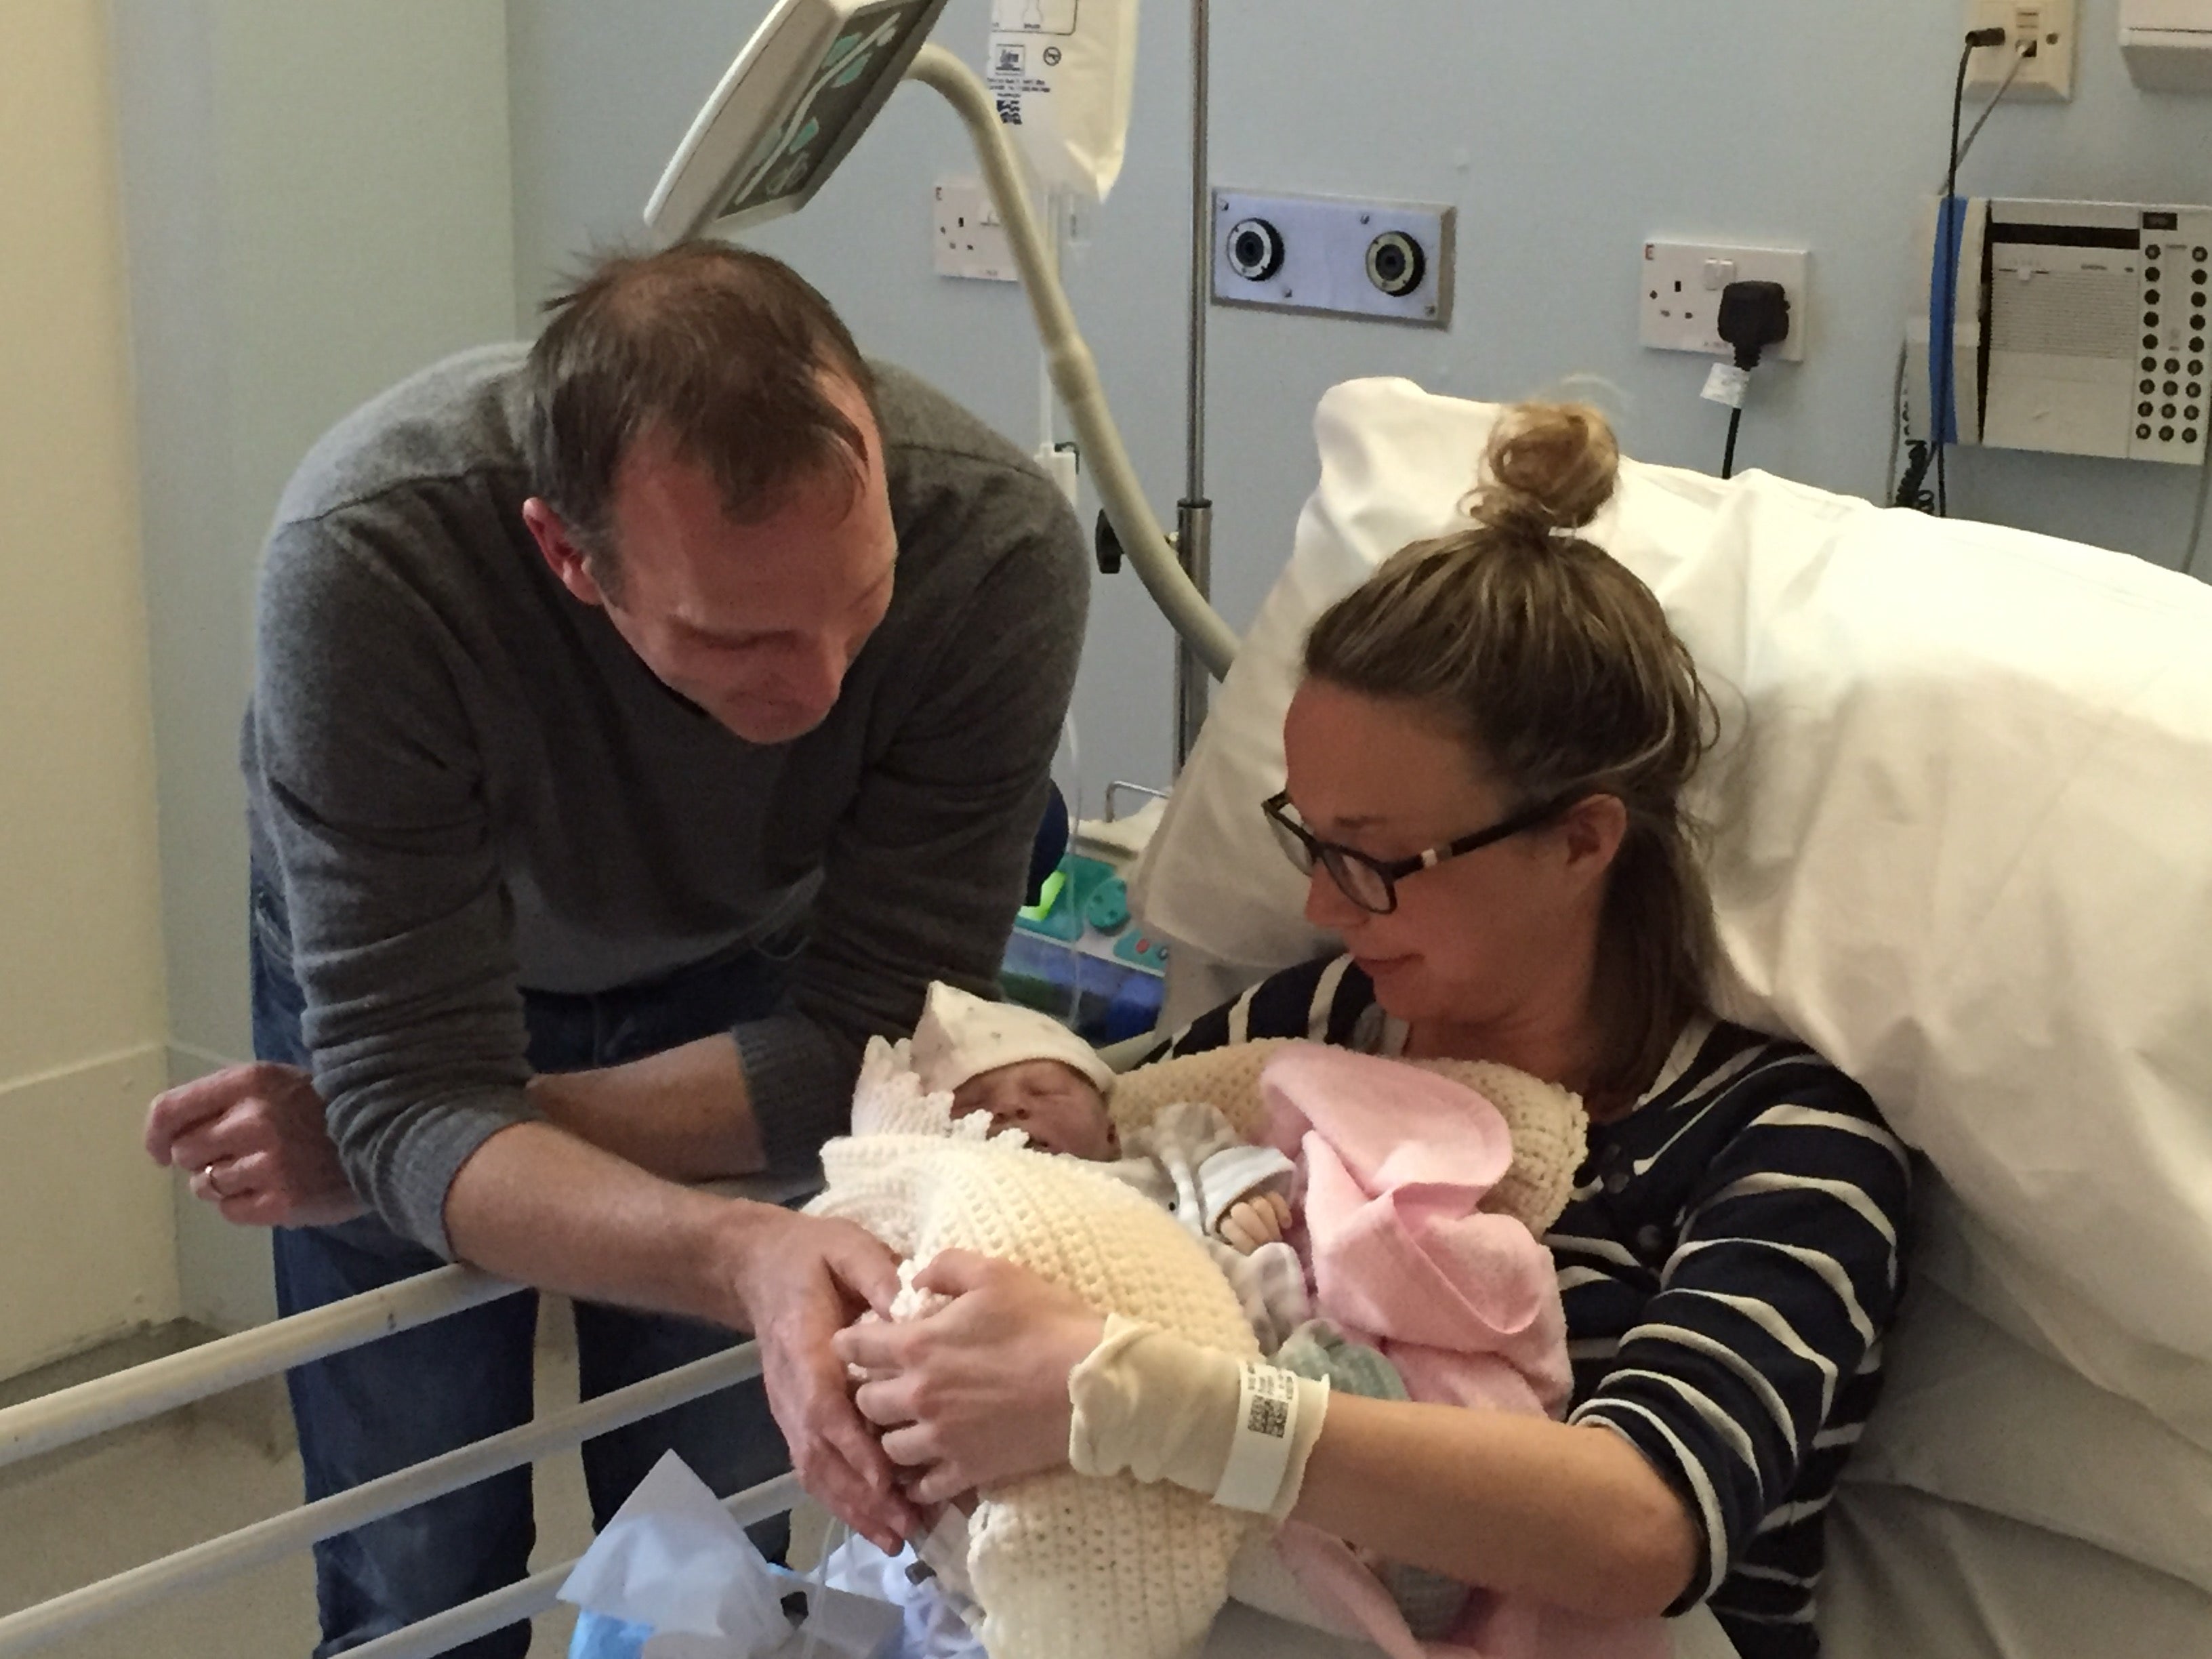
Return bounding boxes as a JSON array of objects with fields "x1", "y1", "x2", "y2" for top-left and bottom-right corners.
[{"x1": 1465, "y1": 401, "x2": 1620, "y2": 539}]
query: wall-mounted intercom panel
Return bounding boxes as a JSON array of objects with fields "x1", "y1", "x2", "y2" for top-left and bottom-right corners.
[
  {"x1": 2121, "y1": 0, "x2": 2212, "y2": 89},
  {"x1": 1909, "y1": 197, "x2": 2211, "y2": 466}
]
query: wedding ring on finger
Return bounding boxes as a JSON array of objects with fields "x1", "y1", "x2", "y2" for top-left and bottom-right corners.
[{"x1": 203, "y1": 1162, "x2": 227, "y2": 1200}]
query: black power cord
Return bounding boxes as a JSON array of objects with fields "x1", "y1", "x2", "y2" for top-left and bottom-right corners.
[
  {"x1": 1935, "y1": 27, "x2": 2009, "y2": 516},
  {"x1": 1715, "y1": 280, "x2": 1791, "y2": 479}
]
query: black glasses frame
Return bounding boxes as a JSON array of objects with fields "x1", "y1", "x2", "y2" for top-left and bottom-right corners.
[{"x1": 1261, "y1": 789, "x2": 1583, "y2": 914}]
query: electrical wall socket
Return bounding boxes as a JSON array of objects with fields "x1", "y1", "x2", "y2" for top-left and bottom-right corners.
[
  {"x1": 1965, "y1": 0, "x2": 2076, "y2": 100},
  {"x1": 1639, "y1": 241, "x2": 1810, "y2": 363},
  {"x1": 933, "y1": 176, "x2": 1017, "y2": 283}
]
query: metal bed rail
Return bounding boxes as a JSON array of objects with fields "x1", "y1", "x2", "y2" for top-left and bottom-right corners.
[
  {"x1": 0, "y1": 1265, "x2": 514, "y2": 1473},
  {"x1": 0, "y1": 1260, "x2": 796, "y2": 1658}
]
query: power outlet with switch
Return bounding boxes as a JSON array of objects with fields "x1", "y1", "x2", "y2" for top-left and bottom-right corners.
[
  {"x1": 1640, "y1": 242, "x2": 1810, "y2": 362},
  {"x1": 933, "y1": 176, "x2": 1017, "y2": 283},
  {"x1": 1965, "y1": 0, "x2": 2076, "y2": 100}
]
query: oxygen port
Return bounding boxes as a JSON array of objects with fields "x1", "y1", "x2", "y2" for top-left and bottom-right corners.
[
  {"x1": 1227, "y1": 218, "x2": 1284, "y2": 282},
  {"x1": 1366, "y1": 230, "x2": 1425, "y2": 297}
]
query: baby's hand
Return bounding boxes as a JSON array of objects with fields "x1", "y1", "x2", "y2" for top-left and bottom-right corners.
[{"x1": 1218, "y1": 1191, "x2": 1293, "y2": 1254}]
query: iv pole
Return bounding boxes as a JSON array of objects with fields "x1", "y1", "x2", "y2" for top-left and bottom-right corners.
[{"x1": 1174, "y1": 0, "x2": 1212, "y2": 773}]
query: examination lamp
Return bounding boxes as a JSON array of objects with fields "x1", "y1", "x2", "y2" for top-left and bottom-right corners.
[
  {"x1": 644, "y1": 0, "x2": 1239, "y2": 681},
  {"x1": 646, "y1": 0, "x2": 952, "y2": 240}
]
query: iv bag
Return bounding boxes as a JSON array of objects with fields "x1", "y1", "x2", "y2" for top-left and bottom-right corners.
[{"x1": 985, "y1": 0, "x2": 1141, "y2": 203}]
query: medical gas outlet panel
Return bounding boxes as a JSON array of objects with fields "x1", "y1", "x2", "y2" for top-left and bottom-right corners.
[
  {"x1": 1210, "y1": 190, "x2": 1454, "y2": 329},
  {"x1": 1914, "y1": 197, "x2": 2211, "y2": 466}
]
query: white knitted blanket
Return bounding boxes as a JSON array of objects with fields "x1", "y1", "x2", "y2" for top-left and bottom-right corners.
[{"x1": 808, "y1": 1038, "x2": 1264, "y2": 1659}]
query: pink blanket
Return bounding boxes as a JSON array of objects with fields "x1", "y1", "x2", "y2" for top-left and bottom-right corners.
[
  {"x1": 1252, "y1": 1044, "x2": 1662, "y2": 1659},
  {"x1": 1255, "y1": 1043, "x2": 1570, "y2": 1416}
]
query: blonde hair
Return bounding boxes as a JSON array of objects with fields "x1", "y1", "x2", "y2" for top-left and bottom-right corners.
[{"x1": 1302, "y1": 401, "x2": 1718, "y2": 1099}]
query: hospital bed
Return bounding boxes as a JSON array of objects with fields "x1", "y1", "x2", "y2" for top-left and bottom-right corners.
[
  {"x1": 5, "y1": 372, "x2": 2209, "y2": 1659},
  {"x1": 9, "y1": 1, "x2": 2210, "y2": 1650}
]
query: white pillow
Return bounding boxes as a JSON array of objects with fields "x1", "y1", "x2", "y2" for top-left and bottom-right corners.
[{"x1": 1132, "y1": 377, "x2": 2212, "y2": 1393}]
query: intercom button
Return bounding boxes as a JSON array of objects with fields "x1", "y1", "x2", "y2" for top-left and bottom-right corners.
[
  {"x1": 2160, "y1": 426, "x2": 2176, "y2": 442},
  {"x1": 2141, "y1": 401, "x2": 2156, "y2": 417},
  {"x1": 2138, "y1": 424, "x2": 2154, "y2": 440}
]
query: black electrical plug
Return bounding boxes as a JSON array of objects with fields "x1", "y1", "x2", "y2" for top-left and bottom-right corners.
[
  {"x1": 1713, "y1": 279, "x2": 1792, "y2": 480},
  {"x1": 1964, "y1": 24, "x2": 2008, "y2": 47},
  {"x1": 1717, "y1": 279, "x2": 1791, "y2": 370}
]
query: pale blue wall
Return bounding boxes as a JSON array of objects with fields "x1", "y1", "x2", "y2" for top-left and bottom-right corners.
[
  {"x1": 509, "y1": 0, "x2": 2212, "y2": 793},
  {"x1": 114, "y1": 0, "x2": 518, "y2": 1328}
]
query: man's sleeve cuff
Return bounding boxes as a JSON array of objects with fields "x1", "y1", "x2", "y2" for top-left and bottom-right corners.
[
  {"x1": 733, "y1": 1012, "x2": 856, "y2": 1176},
  {"x1": 367, "y1": 1089, "x2": 537, "y2": 1261}
]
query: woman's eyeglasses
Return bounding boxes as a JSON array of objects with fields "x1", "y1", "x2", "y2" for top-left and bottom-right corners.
[{"x1": 1261, "y1": 790, "x2": 1580, "y2": 914}]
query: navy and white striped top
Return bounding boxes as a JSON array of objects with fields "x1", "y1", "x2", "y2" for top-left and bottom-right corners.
[{"x1": 1147, "y1": 954, "x2": 1910, "y2": 1659}]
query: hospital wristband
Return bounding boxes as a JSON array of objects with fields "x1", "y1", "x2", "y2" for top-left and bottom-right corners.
[{"x1": 1216, "y1": 1359, "x2": 1314, "y2": 1513}]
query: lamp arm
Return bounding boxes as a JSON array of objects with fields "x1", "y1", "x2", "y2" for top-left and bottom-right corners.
[{"x1": 903, "y1": 43, "x2": 1238, "y2": 680}]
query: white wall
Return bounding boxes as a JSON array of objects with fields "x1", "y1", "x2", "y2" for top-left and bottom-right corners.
[
  {"x1": 507, "y1": 0, "x2": 2212, "y2": 795},
  {"x1": 111, "y1": 0, "x2": 518, "y2": 1330},
  {"x1": 0, "y1": 1, "x2": 178, "y2": 1379}
]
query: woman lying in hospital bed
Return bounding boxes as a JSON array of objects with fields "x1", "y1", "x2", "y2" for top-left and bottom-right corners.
[{"x1": 834, "y1": 402, "x2": 1911, "y2": 1659}]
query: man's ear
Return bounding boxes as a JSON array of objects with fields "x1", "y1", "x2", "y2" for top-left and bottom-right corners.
[
  {"x1": 521, "y1": 497, "x2": 609, "y2": 609},
  {"x1": 1559, "y1": 792, "x2": 1630, "y2": 885}
]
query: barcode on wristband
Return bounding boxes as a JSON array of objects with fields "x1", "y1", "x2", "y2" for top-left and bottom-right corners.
[{"x1": 1216, "y1": 1363, "x2": 1300, "y2": 1512}]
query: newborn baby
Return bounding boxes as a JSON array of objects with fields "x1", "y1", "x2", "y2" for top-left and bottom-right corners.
[
  {"x1": 909, "y1": 983, "x2": 1311, "y2": 1345},
  {"x1": 906, "y1": 985, "x2": 1492, "y2": 1640}
]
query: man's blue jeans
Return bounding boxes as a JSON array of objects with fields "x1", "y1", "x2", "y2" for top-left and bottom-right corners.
[{"x1": 253, "y1": 872, "x2": 796, "y2": 1658}]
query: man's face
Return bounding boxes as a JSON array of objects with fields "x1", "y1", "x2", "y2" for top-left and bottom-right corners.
[{"x1": 528, "y1": 375, "x2": 898, "y2": 745}]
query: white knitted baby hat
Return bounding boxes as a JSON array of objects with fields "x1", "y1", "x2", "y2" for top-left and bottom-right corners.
[{"x1": 909, "y1": 981, "x2": 1118, "y2": 1098}]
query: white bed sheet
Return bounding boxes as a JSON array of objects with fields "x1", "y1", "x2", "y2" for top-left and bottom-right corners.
[{"x1": 1822, "y1": 1483, "x2": 2212, "y2": 1659}]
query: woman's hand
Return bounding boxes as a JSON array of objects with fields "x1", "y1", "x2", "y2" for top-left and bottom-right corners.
[
  {"x1": 832, "y1": 1251, "x2": 1105, "y2": 1507},
  {"x1": 143, "y1": 1062, "x2": 365, "y2": 1228}
]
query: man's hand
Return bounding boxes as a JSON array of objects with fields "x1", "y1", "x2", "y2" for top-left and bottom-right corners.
[
  {"x1": 722, "y1": 1207, "x2": 917, "y2": 1553},
  {"x1": 1217, "y1": 1191, "x2": 1292, "y2": 1254},
  {"x1": 144, "y1": 1063, "x2": 365, "y2": 1229}
]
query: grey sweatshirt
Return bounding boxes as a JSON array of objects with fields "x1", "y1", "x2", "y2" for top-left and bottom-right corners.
[{"x1": 245, "y1": 346, "x2": 1088, "y2": 1256}]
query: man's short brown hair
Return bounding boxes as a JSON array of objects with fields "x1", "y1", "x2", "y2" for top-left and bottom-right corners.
[{"x1": 524, "y1": 243, "x2": 878, "y2": 587}]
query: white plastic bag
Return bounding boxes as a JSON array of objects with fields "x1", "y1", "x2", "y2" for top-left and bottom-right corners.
[
  {"x1": 560, "y1": 1453, "x2": 902, "y2": 1659},
  {"x1": 985, "y1": 0, "x2": 1141, "y2": 201}
]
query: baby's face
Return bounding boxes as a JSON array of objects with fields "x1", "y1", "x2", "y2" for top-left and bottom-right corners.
[{"x1": 951, "y1": 1059, "x2": 1118, "y2": 1160}]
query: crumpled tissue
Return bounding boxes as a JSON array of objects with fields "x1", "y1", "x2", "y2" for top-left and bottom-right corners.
[{"x1": 560, "y1": 1452, "x2": 903, "y2": 1659}]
